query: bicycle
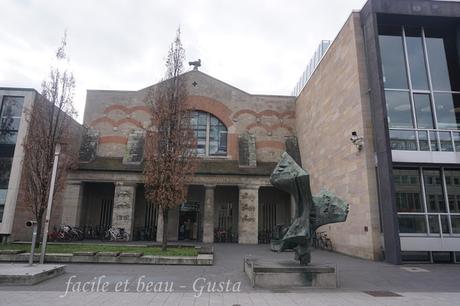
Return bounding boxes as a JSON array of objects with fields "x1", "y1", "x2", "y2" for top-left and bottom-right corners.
[
  {"x1": 313, "y1": 231, "x2": 333, "y2": 251},
  {"x1": 101, "y1": 227, "x2": 129, "y2": 242}
]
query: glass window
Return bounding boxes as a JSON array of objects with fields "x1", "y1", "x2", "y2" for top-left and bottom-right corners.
[
  {"x1": 405, "y1": 28, "x2": 429, "y2": 90},
  {"x1": 394, "y1": 168, "x2": 424, "y2": 212},
  {"x1": 389, "y1": 130, "x2": 416, "y2": 150},
  {"x1": 423, "y1": 169, "x2": 447, "y2": 213},
  {"x1": 0, "y1": 189, "x2": 6, "y2": 222},
  {"x1": 398, "y1": 215, "x2": 427, "y2": 233},
  {"x1": 428, "y1": 215, "x2": 450, "y2": 234},
  {"x1": 190, "y1": 111, "x2": 227, "y2": 156},
  {"x1": 438, "y1": 131, "x2": 453, "y2": 152},
  {"x1": 0, "y1": 96, "x2": 23, "y2": 131},
  {"x1": 452, "y1": 132, "x2": 460, "y2": 152},
  {"x1": 0, "y1": 158, "x2": 12, "y2": 189},
  {"x1": 445, "y1": 169, "x2": 460, "y2": 213},
  {"x1": 434, "y1": 93, "x2": 460, "y2": 130},
  {"x1": 413, "y1": 94, "x2": 434, "y2": 128},
  {"x1": 425, "y1": 28, "x2": 460, "y2": 92},
  {"x1": 451, "y1": 216, "x2": 460, "y2": 234},
  {"x1": 386, "y1": 91, "x2": 413, "y2": 128},
  {"x1": 379, "y1": 28, "x2": 409, "y2": 89},
  {"x1": 418, "y1": 130, "x2": 430, "y2": 151}
]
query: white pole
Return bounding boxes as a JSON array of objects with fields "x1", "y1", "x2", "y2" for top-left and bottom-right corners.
[{"x1": 39, "y1": 143, "x2": 61, "y2": 264}]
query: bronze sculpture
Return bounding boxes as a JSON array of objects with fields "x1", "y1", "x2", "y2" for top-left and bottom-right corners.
[{"x1": 270, "y1": 152, "x2": 349, "y2": 265}]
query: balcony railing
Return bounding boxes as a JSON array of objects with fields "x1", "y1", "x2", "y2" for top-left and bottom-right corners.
[
  {"x1": 390, "y1": 128, "x2": 460, "y2": 152},
  {"x1": 398, "y1": 212, "x2": 460, "y2": 236}
]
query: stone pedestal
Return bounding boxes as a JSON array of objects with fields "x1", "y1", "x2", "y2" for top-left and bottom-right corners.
[
  {"x1": 244, "y1": 257, "x2": 337, "y2": 288},
  {"x1": 203, "y1": 185, "x2": 215, "y2": 243},
  {"x1": 112, "y1": 182, "x2": 136, "y2": 240},
  {"x1": 61, "y1": 181, "x2": 83, "y2": 226},
  {"x1": 238, "y1": 186, "x2": 259, "y2": 244}
]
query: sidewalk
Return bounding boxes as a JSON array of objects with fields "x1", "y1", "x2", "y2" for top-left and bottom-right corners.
[
  {"x1": 1, "y1": 291, "x2": 459, "y2": 306},
  {"x1": 0, "y1": 244, "x2": 459, "y2": 305}
]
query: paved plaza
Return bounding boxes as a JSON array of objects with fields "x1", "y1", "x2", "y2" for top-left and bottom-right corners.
[{"x1": 0, "y1": 244, "x2": 459, "y2": 305}]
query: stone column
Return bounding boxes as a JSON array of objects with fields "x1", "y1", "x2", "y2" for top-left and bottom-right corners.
[
  {"x1": 238, "y1": 185, "x2": 259, "y2": 244},
  {"x1": 203, "y1": 185, "x2": 216, "y2": 243},
  {"x1": 61, "y1": 181, "x2": 83, "y2": 226},
  {"x1": 112, "y1": 182, "x2": 136, "y2": 240}
]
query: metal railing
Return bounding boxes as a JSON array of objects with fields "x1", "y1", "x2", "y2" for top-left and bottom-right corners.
[
  {"x1": 398, "y1": 212, "x2": 460, "y2": 236},
  {"x1": 390, "y1": 128, "x2": 460, "y2": 152}
]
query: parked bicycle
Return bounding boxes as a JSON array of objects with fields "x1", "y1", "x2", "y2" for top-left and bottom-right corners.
[
  {"x1": 101, "y1": 227, "x2": 129, "y2": 242},
  {"x1": 48, "y1": 225, "x2": 84, "y2": 242},
  {"x1": 312, "y1": 231, "x2": 333, "y2": 251}
]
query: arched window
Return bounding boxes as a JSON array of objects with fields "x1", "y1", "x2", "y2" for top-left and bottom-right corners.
[{"x1": 190, "y1": 111, "x2": 227, "y2": 156}]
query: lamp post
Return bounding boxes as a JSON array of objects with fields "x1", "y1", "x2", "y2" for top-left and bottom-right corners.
[{"x1": 39, "y1": 143, "x2": 61, "y2": 264}]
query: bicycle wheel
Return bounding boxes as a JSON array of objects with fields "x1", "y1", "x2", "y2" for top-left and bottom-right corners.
[
  {"x1": 324, "y1": 238, "x2": 333, "y2": 251},
  {"x1": 101, "y1": 230, "x2": 109, "y2": 242}
]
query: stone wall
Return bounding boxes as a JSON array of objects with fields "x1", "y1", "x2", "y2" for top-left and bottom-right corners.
[
  {"x1": 295, "y1": 13, "x2": 382, "y2": 260},
  {"x1": 84, "y1": 71, "x2": 296, "y2": 163}
]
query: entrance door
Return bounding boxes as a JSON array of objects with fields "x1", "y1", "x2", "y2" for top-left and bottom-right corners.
[{"x1": 178, "y1": 202, "x2": 200, "y2": 241}]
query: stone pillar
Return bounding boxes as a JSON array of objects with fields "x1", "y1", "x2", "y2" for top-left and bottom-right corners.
[
  {"x1": 203, "y1": 185, "x2": 216, "y2": 243},
  {"x1": 238, "y1": 185, "x2": 259, "y2": 244},
  {"x1": 112, "y1": 182, "x2": 136, "y2": 240},
  {"x1": 61, "y1": 181, "x2": 83, "y2": 226}
]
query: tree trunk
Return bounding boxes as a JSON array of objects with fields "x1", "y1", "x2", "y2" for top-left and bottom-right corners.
[
  {"x1": 35, "y1": 215, "x2": 43, "y2": 249},
  {"x1": 162, "y1": 208, "x2": 169, "y2": 251}
]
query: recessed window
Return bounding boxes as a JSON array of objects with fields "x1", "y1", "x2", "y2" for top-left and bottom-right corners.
[
  {"x1": 190, "y1": 111, "x2": 227, "y2": 156},
  {"x1": 0, "y1": 96, "x2": 23, "y2": 145},
  {"x1": 0, "y1": 158, "x2": 12, "y2": 222}
]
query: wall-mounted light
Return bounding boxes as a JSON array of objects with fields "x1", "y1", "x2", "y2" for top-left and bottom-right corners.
[{"x1": 350, "y1": 131, "x2": 364, "y2": 151}]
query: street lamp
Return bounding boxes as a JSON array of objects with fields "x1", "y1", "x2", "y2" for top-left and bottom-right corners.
[{"x1": 39, "y1": 143, "x2": 61, "y2": 264}]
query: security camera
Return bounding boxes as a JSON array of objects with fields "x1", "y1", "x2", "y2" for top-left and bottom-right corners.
[
  {"x1": 25, "y1": 220, "x2": 37, "y2": 227},
  {"x1": 350, "y1": 131, "x2": 364, "y2": 151}
]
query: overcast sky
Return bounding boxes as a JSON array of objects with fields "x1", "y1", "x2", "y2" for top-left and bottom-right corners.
[{"x1": 0, "y1": 0, "x2": 367, "y2": 122}]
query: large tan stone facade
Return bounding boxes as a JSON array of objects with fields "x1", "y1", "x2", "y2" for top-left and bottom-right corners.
[{"x1": 295, "y1": 13, "x2": 382, "y2": 260}]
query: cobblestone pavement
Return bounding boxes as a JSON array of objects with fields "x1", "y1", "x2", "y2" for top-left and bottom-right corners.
[{"x1": 0, "y1": 244, "x2": 459, "y2": 305}]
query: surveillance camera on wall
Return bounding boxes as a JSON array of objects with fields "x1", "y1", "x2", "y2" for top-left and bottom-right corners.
[
  {"x1": 25, "y1": 220, "x2": 37, "y2": 227},
  {"x1": 350, "y1": 131, "x2": 364, "y2": 151}
]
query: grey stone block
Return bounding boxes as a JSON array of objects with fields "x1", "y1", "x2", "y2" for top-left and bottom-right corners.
[
  {"x1": 197, "y1": 254, "x2": 213, "y2": 265},
  {"x1": 119, "y1": 252, "x2": 143, "y2": 257},
  {"x1": 73, "y1": 251, "x2": 96, "y2": 256},
  {"x1": 0, "y1": 250, "x2": 25, "y2": 255},
  {"x1": 0, "y1": 264, "x2": 65, "y2": 285},
  {"x1": 244, "y1": 257, "x2": 337, "y2": 288},
  {"x1": 96, "y1": 252, "x2": 120, "y2": 257},
  {"x1": 45, "y1": 253, "x2": 72, "y2": 263}
]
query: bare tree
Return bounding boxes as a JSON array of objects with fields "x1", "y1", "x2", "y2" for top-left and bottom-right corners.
[
  {"x1": 22, "y1": 33, "x2": 77, "y2": 246},
  {"x1": 143, "y1": 29, "x2": 197, "y2": 251}
]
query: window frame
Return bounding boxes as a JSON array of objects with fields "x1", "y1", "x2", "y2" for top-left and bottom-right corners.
[{"x1": 190, "y1": 111, "x2": 228, "y2": 157}]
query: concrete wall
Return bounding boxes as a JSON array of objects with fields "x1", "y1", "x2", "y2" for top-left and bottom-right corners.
[
  {"x1": 84, "y1": 71, "x2": 296, "y2": 163},
  {"x1": 295, "y1": 13, "x2": 382, "y2": 260}
]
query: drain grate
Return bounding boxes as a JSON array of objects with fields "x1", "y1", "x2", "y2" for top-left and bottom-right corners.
[
  {"x1": 401, "y1": 267, "x2": 430, "y2": 273},
  {"x1": 364, "y1": 291, "x2": 403, "y2": 297}
]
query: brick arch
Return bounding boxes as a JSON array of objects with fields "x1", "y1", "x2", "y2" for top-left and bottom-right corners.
[
  {"x1": 185, "y1": 95, "x2": 233, "y2": 128},
  {"x1": 89, "y1": 117, "x2": 143, "y2": 129},
  {"x1": 246, "y1": 122, "x2": 294, "y2": 134}
]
